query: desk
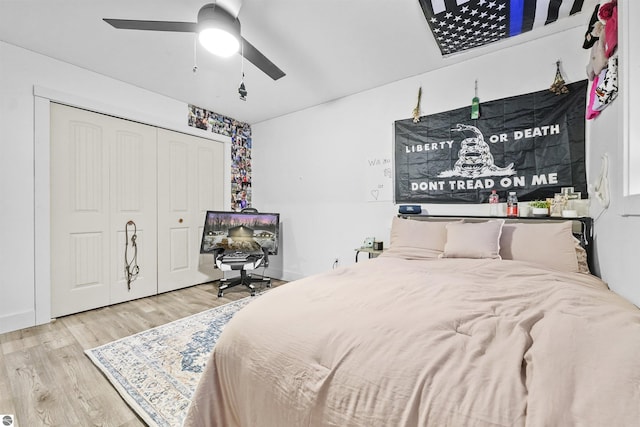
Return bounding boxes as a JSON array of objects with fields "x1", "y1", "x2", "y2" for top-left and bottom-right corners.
[{"x1": 355, "y1": 247, "x2": 384, "y2": 262}]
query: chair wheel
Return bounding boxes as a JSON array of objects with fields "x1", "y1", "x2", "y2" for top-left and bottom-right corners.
[
  {"x1": 217, "y1": 290, "x2": 223, "y2": 297},
  {"x1": 266, "y1": 282, "x2": 272, "y2": 288},
  {"x1": 250, "y1": 289, "x2": 256, "y2": 296}
]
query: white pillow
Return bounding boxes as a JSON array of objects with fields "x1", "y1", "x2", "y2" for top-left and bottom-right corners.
[
  {"x1": 440, "y1": 220, "x2": 505, "y2": 259},
  {"x1": 380, "y1": 217, "x2": 455, "y2": 259},
  {"x1": 499, "y1": 221, "x2": 579, "y2": 273}
]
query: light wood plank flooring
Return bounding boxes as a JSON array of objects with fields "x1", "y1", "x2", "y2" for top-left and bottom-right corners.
[{"x1": 0, "y1": 280, "x2": 284, "y2": 427}]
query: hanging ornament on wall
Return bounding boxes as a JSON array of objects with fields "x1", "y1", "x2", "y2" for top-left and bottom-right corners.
[
  {"x1": 471, "y1": 79, "x2": 480, "y2": 119},
  {"x1": 550, "y1": 60, "x2": 569, "y2": 95},
  {"x1": 412, "y1": 87, "x2": 422, "y2": 123}
]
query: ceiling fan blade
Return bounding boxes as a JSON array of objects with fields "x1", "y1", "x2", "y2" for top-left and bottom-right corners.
[
  {"x1": 241, "y1": 38, "x2": 285, "y2": 81},
  {"x1": 103, "y1": 19, "x2": 197, "y2": 33}
]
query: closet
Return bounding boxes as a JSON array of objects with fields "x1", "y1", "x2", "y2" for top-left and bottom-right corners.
[{"x1": 50, "y1": 103, "x2": 223, "y2": 317}]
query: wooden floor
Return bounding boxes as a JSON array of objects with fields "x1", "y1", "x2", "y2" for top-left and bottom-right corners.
[{"x1": 0, "y1": 279, "x2": 284, "y2": 427}]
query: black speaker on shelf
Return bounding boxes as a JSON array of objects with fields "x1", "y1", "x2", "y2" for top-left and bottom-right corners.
[{"x1": 398, "y1": 205, "x2": 422, "y2": 214}]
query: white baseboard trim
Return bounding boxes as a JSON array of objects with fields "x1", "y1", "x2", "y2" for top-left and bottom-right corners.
[
  {"x1": 264, "y1": 268, "x2": 305, "y2": 283},
  {"x1": 0, "y1": 310, "x2": 36, "y2": 335}
]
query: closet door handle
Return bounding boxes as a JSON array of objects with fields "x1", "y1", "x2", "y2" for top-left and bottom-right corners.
[{"x1": 178, "y1": 218, "x2": 184, "y2": 223}]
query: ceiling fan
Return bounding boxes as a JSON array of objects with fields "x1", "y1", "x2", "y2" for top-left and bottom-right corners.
[{"x1": 103, "y1": 2, "x2": 285, "y2": 81}]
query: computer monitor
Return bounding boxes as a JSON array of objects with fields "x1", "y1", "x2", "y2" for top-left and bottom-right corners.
[{"x1": 200, "y1": 210, "x2": 280, "y2": 255}]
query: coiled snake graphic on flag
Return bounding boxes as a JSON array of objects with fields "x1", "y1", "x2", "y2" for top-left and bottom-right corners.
[{"x1": 438, "y1": 124, "x2": 515, "y2": 178}]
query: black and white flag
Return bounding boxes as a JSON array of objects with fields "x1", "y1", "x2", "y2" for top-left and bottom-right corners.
[
  {"x1": 418, "y1": 0, "x2": 584, "y2": 56},
  {"x1": 394, "y1": 80, "x2": 588, "y2": 204}
]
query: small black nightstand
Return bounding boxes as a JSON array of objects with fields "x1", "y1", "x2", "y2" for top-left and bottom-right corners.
[{"x1": 354, "y1": 247, "x2": 384, "y2": 262}]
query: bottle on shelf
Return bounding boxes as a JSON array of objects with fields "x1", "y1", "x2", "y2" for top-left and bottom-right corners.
[
  {"x1": 506, "y1": 191, "x2": 518, "y2": 217},
  {"x1": 488, "y1": 190, "x2": 500, "y2": 216}
]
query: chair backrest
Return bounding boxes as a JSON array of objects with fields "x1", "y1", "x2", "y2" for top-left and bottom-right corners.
[{"x1": 241, "y1": 207, "x2": 258, "y2": 213}]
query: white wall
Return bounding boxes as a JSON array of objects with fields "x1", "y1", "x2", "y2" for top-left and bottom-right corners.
[
  {"x1": 586, "y1": 101, "x2": 640, "y2": 306},
  {"x1": 0, "y1": 41, "x2": 230, "y2": 334},
  {"x1": 253, "y1": 25, "x2": 640, "y2": 308}
]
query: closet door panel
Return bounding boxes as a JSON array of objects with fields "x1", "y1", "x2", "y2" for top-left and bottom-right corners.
[
  {"x1": 159, "y1": 137, "x2": 192, "y2": 285},
  {"x1": 198, "y1": 146, "x2": 218, "y2": 208},
  {"x1": 157, "y1": 129, "x2": 223, "y2": 293},
  {"x1": 109, "y1": 123, "x2": 158, "y2": 305},
  {"x1": 51, "y1": 105, "x2": 111, "y2": 317},
  {"x1": 195, "y1": 143, "x2": 225, "y2": 278},
  {"x1": 169, "y1": 142, "x2": 189, "y2": 211},
  {"x1": 170, "y1": 227, "x2": 190, "y2": 270}
]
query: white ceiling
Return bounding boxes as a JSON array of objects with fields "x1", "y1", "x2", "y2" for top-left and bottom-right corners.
[{"x1": 0, "y1": 0, "x2": 594, "y2": 124}]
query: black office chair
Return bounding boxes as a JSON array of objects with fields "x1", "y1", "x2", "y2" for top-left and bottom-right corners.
[{"x1": 215, "y1": 208, "x2": 272, "y2": 297}]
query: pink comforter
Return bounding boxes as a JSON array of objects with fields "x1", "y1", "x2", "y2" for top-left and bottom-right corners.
[{"x1": 183, "y1": 258, "x2": 640, "y2": 426}]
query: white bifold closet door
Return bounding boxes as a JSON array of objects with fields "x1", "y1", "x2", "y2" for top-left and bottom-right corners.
[
  {"x1": 50, "y1": 104, "x2": 223, "y2": 318},
  {"x1": 50, "y1": 103, "x2": 158, "y2": 317},
  {"x1": 157, "y1": 129, "x2": 224, "y2": 293}
]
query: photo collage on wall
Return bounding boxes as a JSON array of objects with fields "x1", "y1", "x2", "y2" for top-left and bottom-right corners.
[
  {"x1": 230, "y1": 122, "x2": 252, "y2": 211},
  {"x1": 188, "y1": 105, "x2": 252, "y2": 211}
]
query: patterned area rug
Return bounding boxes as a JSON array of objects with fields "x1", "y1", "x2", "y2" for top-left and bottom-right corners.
[{"x1": 85, "y1": 295, "x2": 261, "y2": 427}]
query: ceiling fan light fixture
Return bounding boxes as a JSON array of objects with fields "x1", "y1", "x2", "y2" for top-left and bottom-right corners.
[
  {"x1": 199, "y1": 28, "x2": 240, "y2": 57},
  {"x1": 197, "y1": 3, "x2": 241, "y2": 58}
]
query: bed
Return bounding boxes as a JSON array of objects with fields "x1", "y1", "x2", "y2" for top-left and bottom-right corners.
[{"x1": 183, "y1": 216, "x2": 640, "y2": 427}]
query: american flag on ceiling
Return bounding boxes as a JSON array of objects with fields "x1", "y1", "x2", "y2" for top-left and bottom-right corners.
[{"x1": 418, "y1": 0, "x2": 585, "y2": 56}]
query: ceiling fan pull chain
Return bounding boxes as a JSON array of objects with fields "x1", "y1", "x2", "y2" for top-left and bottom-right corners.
[{"x1": 193, "y1": 35, "x2": 198, "y2": 73}]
